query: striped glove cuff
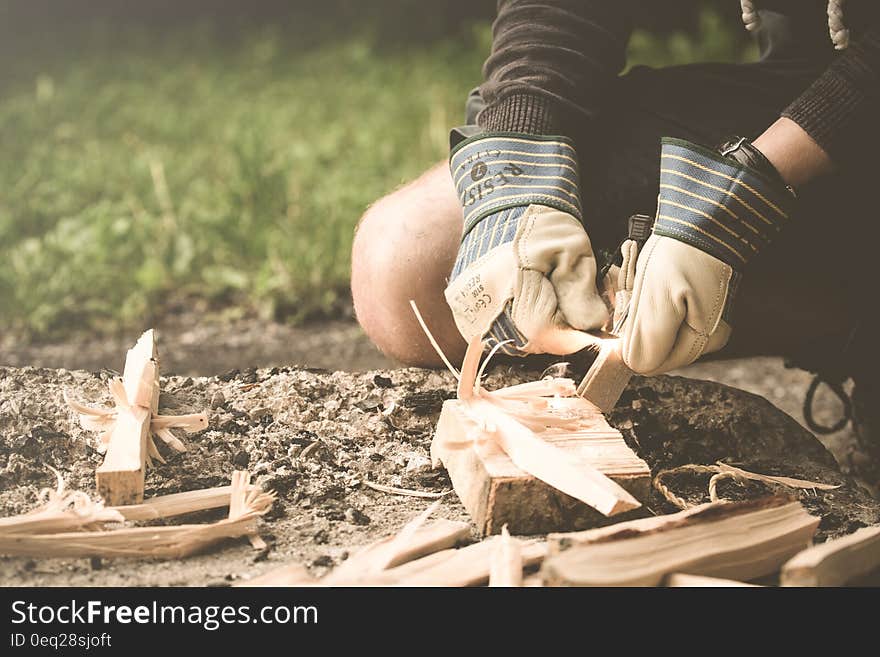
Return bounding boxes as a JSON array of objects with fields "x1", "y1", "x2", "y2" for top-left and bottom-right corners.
[
  {"x1": 654, "y1": 138, "x2": 795, "y2": 270},
  {"x1": 449, "y1": 132, "x2": 582, "y2": 240}
]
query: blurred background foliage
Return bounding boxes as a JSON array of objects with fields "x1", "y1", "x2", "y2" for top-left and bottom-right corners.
[{"x1": 0, "y1": 1, "x2": 755, "y2": 339}]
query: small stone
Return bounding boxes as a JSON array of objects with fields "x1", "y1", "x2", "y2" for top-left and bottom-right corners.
[
  {"x1": 232, "y1": 450, "x2": 250, "y2": 469},
  {"x1": 373, "y1": 374, "x2": 394, "y2": 388},
  {"x1": 248, "y1": 407, "x2": 271, "y2": 422},
  {"x1": 219, "y1": 418, "x2": 248, "y2": 435},
  {"x1": 218, "y1": 369, "x2": 240, "y2": 382},
  {"x1": 325, "y1": 399, "x2": 341, "y2": 413},
  {"x1": 210, "y1": 391, "x2": 226, "y2": 409},
  {"x1": 313, "y1": 529, "x2": 329, "y2": 544},
  {"x1": 405, "y1": 453, "x2": 432, "y2": 474},
  {"x1": 344, "y1": 507, "x2": 371, "y2": 526},
  {"x1": 368, "y1": 452, "x2": 384, "y2": 462},
  {"x1": 312, "y1": 555, "x2": 333, "y2": 568}
]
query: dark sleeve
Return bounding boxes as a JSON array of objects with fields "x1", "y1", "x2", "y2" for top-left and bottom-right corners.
[
  {"x1": 477, "y1": 0, "x2": 633, "y2": 137},
  {"x1": 782, "y1": 26, "x2": 880, "y2": 167}
]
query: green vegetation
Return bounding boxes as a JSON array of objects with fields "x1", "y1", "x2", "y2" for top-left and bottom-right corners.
[{"x1": 0, "y1": 10, "x2": 753, "y2": 338}]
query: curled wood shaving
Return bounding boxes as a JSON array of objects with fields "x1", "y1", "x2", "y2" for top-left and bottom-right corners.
[
  {"x1": 362, "y1": 480, "x2": 452, "y2": 499},
  {"x1": 64, "y1": 386, "x2": 208, "y2": 468},
  {"x1": 0, "y1": 467, "x2": 123, "y2": 535}
]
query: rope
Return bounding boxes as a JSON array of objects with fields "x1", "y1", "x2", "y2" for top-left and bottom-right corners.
[
  {"x1": 803, "y1": 375, "x2": 852, "y2": 434},
  {"x1": 740, "y1": 1, "x2": 849, "y2": 50},
  {"x1": 653, "y1": 463, "x2": 771, "y2": 510}
]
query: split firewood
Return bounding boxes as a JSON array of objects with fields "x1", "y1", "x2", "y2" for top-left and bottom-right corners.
[
  {"x1": 489, "y1": 525, "x2": 523, "y2": 587},
  {"x1": 239, "y1": 504, "x2": 470, "y2": 587},
  {"x1": 780, "y1": 524, "x2": 880, "y2": 587},
  {"x1": 239, "y1": 502, "x2": 543, "y2": 587},
  {"x1": 664, "y1": 573, "x2": 759, "y2": 587},
  {"x1": 324, "y1": 517, "x2": 471, "y2": 585},
  {"x1": 367, "y1": 537, "x2": 547, "y2": 587},
  {"x1": 542, "y1": 496, "x2": 819, "y2": 586},
  {"x1": 65, "y1": 329, "x2": 209, "y2": 505},
  {"x1": 323, "y1": 499, "x2": 446, "y2": 583},
  {"x1": 0, "y1": 471, "x2": 274, "y2": 559},
  {"x1": 417, "y1": 307, "x2": 648, "y2": 534}
]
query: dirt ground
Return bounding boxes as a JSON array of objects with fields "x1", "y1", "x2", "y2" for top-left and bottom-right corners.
[
  {"x1": 0, "y1": 315, "x2": 864, "y2": 469},
  {"x1": 1, "y1": 318, "x2": 877, "y2": 586}
]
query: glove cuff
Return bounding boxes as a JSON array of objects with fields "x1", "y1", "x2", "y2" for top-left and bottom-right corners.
[
  {"x1": 653, "y1": 137, "x2": 795, "y2": 270},
  {"x1": 449, "y1": 132, "x2": 582, "y2": 240}
]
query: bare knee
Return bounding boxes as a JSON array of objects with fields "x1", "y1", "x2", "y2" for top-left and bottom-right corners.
[{"x1": 351, "y1": 162, "x2": 465, "y2": 366}]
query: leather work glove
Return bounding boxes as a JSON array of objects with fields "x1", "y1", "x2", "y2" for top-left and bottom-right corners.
[
  {"x1": 444, "y1": 133, "x2": 608, "y2": 356},
  {"x1": 622, "y1": 137, "x2": 795, "y2": 375}
]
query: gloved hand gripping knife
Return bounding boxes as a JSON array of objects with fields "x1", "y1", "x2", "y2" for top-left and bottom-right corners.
[
  {"x1": 622, "y1": 138, "x2": 796, "y2": 375},
  {"x1": 445, "y1": 133, "x2": 608, "y2": 356}
]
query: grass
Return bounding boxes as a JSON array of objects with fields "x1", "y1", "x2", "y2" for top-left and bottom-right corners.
[{"x1": 0, "y1": 10, "x2": 753, "y2": 339}]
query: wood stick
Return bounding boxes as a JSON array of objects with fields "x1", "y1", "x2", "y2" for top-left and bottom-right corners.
[
  {"x1": 780, "y1": 525, "x2": 880, "y2": 587},
  {"x1": 245, "y1": 519, "x2": 471, "y2": 587},
  {"x1": 367, "y1": 538, "x2": 547, "y2": 587},
  {"x1": 542, "y1": 497, "x2": 819, "y2": 586},
  {"x1": 96, "y1": 330, "x2": 159, "y2": 505},
  {"x1": 665, "y1": 573, "x2": 758, "y2": 587},
  {"x1": 110, "y1": 484, "x2": 256, "y2": 521},
  {"x1": 489, "y1": 525, "x2": 523, "y2": 587},
  {"x1": 324, "y1": 517, "x2": 470, "y2": 584},
  {"x1": 577, "y1": 338, "x2": 632, "y2": 414}
]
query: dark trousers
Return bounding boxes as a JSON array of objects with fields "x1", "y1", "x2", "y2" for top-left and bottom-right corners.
[{"x1": 464, "y1": 55, "x2": 876, "y2": 378}]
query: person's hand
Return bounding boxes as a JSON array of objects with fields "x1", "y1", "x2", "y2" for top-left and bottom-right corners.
[
  {"x1": 622, "y1": 137, "x2": 795, "y2": 374},
  {"x1": 444, "y1": 133, "x2": 608, "y2": 356}
]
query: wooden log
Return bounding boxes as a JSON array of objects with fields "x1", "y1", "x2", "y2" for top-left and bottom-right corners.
[
  {"x1": 780, "y1": 525, "x2": 880, "y2": 587},
  {"x1": 577, "y1": 339, "x2": 632, "y2": 413},
  {"x1": 96, "y1": 330, "x2": 159, "y2": 505},
  {"x1": 665, "y1": 573, "x2": 758, "y2": 587},
  {"x1": 542, "y1": 497, "x2": 819, "y2": 586},
  {"x1": 432, "y1": 398, "x2": 650, "y2": 536}
]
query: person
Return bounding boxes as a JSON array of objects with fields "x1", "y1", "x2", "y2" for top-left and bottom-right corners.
[{"x1": 351, "y1": 1, "x2": 880, "y2": 478}]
